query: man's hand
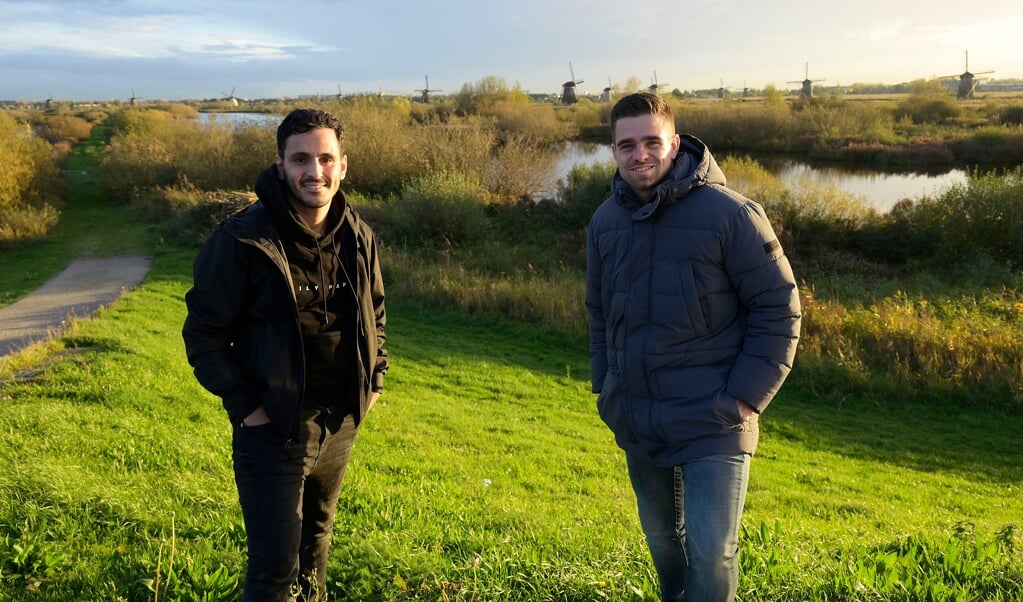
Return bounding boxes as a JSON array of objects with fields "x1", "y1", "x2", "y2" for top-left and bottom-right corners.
[
  {"x1": 736, "y1": 398, "x2": 756, "y2": 422},
  {"x1": 368, "y1": 391, "x2": 381, "y2": 412},
  {"x1": 242, "y1": 406, "x2": 271, "y2": 426}
]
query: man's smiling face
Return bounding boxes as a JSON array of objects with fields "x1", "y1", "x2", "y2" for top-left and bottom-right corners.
[
  {"x1": 275, "y1": 127, "x2": 347, "y2": 213},
  {"x1": 611, "y1": 113, "x2": 681, "y2": 203}
]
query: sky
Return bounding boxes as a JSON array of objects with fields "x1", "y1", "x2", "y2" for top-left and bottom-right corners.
[{"x1": 2, "y1": 0, "x2": 1022, "y2": 102}]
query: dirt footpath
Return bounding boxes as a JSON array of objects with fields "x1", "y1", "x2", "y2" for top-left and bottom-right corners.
[{"x1": 0, "y1": 256, "x2": 153, "y2": 357}]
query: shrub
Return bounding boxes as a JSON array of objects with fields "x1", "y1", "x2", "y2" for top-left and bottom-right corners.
[
  {"x1": 931, "y1": 167, "x2": 1023, "y2": 266},
  {"x1": 998, "y1": 105, "x2": 1023, "y2": 126},
  {"x1": 895, "y1": 93, "x2": 963, "y2": 125},
  {"x1": 36, "y1": 112, "x2": 93, "y2": 146},
  {"x1": 482, "y1": 101, "x2": 576, "y2": 144},
  {"x1": 556, "y1": 159, "x2": 615, "y2": 230},
  {"x1": 679, "y1": 102, "x2": 795, "y2": 151},
  {"x1": 337, "y1": 98, "x2": 421, "y2": 195},
  {"x1": 388, "y1": 170, "x2": 490, "y2": 248},
  {"x1": 0, "y1": 203, "x2": 61, "y2": 244},
  {"x1": 98, "y1": 109, "x2": 274, "y2": 202},
  {"x1": 718, "y1": 155, "x2": 787, "y2": 209},
  {"x1": 144, "y1": 183, "x2": 256, "y2": 246},
  {"x1": 99, "y1": 136, "x2": 178, "y2": 201},
  {"x1": 0, "y1": 111, "x2": 66, "y2": 242},
  {"x1": 484, "y1": 133, "x2": 561, "y2": 201}
]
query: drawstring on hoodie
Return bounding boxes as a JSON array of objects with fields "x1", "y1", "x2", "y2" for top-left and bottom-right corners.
[{"x1": 317, "y1": 243, "x2": 328, "y2": 326}]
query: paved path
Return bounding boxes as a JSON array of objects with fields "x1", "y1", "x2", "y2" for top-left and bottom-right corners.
[{"x1": 0, "y1": 256, "x2": 153, "y2": 357}]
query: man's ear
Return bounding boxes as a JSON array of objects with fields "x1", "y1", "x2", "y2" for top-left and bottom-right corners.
[{"x1": 274, "y1": 156, "x2": 285, "y2": 179}]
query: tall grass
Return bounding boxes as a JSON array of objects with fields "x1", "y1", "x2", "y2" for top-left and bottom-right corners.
[{"x1": 99, "y1": 109, "x2": 275, "y2": 202}]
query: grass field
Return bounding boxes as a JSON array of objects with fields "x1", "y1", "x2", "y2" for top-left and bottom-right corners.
[{"x1": 2, "y1": 241, "x2": 1022, "y2": 600}]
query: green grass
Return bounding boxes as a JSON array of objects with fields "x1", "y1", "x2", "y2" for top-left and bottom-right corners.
[{"x1": 1, "y1": 249, "x2": 1021, "y2": 600}]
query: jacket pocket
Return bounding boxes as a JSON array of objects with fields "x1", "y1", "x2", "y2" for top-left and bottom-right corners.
[
  {"x1": 596, "y1": 368, "x2": 628, "y2": 434},
  {"x1": 655, "y1": 390, "x2": 744, "y2": 445},
  {"x1": 651, "y1": 263, "x2": 709, "y2": 339}
]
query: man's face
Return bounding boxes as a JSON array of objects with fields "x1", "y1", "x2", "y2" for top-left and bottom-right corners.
[
  {"x1": 275, "y1": 127, "x2": 347, "y2": 211},
  {"x1": 611, "y1": 113, "x2": 680, "y2": 203}
]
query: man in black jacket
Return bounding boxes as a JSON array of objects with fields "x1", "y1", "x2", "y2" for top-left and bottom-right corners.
[{"x1": 183, "y1": 108, "x2": 388, "y2": 601}]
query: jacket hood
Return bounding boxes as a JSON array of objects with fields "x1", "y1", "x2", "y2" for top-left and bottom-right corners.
[
  {"x1": 612, "y1": 134, "x2": 727, "y2": 217},
  {"x1": 254, "y1": 164, "x2": 346, "y2": 246}
]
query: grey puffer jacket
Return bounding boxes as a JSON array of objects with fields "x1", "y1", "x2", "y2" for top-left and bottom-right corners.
[{"x1": 585, "y1": 135, "x2": 800, "y2": 466}]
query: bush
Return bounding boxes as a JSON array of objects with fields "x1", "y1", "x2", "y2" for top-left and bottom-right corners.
[
  {"x1": 145, "y1": 183, "x2": 256, "y2": 246},
  {"x1": 718, "y1": 155, "x2": 787, "y2": 209},
  {"x1": 482, "y1": 101, "x2": 575, "y2": 143},
  {"x1": 0, "y1": 112, "x2": 66, "y2": 242},
  {"x1": 999, "y1": 105, "x2": 1023, "y2": 126},
  {"x1": 388, "y1": 171, "x2": 490, "y2": 248},
  {"x1": 930, "y1": 167, "x2": 1023, "y2": 266},
  {"x1": 556, "y1": 159, "x2": 615, "y2": 230},
  {"x1": 678, "y1": 102, "x2": 794, "y2": 150},
  {"x1": 895, "y1": 94, "x2": 963, "y2": 125},
  {"x1": 36, "y1": 112, "x2": 93, "y2": 146},
  {"x1": 98, "y1": 109, "x2": 274, "y2": 202},
  {"x1": 0, "y1": 203, "x2": 61, "y2": 244}
]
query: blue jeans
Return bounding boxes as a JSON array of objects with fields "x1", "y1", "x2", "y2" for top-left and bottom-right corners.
[
  {"x1": 232, "y1": 408, "x2": 358, "y2": 602},
  {"x1": 626, "y1": 452, "x2": 751, "y2": 602}
]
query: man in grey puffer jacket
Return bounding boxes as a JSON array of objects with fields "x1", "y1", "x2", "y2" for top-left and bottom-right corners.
[{"x1": 586, "y1": 93, "x2": 800, "y2": 602}]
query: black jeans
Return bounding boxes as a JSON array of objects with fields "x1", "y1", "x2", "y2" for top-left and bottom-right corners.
[{"x1": 232, "y1": 408, "x2": 358, "y2": 601}]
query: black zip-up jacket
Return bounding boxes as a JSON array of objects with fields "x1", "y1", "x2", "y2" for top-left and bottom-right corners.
[{"x1": 182, "y1": 166, "x2": 388, "y2": 439}]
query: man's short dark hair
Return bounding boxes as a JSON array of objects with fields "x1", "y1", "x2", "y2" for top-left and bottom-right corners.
[
  {"x1": 276, "y1": 109, "x2": 344, "y2": 157},
  {"x1": 610, "y1": 93, "x2": 675, "y2": 140}
]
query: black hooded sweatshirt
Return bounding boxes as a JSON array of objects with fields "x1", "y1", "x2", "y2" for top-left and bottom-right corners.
[{"x1": 258, "y1": 168, "x2": 358, "y2": 413}]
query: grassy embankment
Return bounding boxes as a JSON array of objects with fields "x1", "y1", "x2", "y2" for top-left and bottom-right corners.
[{"x1": 1, "y1": 94, "x2": 1022, "y2": 600}]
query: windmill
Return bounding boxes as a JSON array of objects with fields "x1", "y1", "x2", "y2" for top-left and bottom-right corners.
[
  {"x1": 416, "y1": 76, "x2": 442, "y2": 103},
  {"x1": 717, "y1": 78, "x2": 737, "y2": 99},
  {"x1": 648, "y1": 71, "x2": 668, "y2": 96},
  {"x1": 129, "y1": 89, "x2": 142, "y2": 107},
  {"x1": 600, "y1": 76, "x2": 614, "y2": 103},
  {"x1": 336, "y1": 83, "x2": 343, "y2": 101},
  {"x1": 45, "y1": 91, "x2": 54, "y2": 109},
  {"x1": 942, "y1": 50, "x2": 994, "y2": 100},
  {"x1": 222, "y1": 87, "x2": 241, "y2": 106},
  {"x1": 561, "y1": 62, "x2": 583, "y2": 105},
  {"x1": 787, "y1": 63, "x2": 825, "y2": 99}
]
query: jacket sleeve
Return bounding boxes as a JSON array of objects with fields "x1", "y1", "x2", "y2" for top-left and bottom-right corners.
[
  {"x1": 585, "y1": 222, "x2": 608, "y2": 394},
  {"x1": 723, "y1": 201, "x2": 801, "y2": 412},
  {"x1": 367, "y1": 232, "x2": 389, "y2": 393},
  {"x1": 181, "y1": 229, "x2": 260, "y2": 423}
]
